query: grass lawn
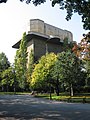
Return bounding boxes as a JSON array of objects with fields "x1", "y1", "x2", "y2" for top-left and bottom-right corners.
[
  {"x1": 34, "y1": 93, "x2": 90, "y2": 103},
  {"x1": 0, "y1": 92, "x2": 31, "y2": 95},
  {"x1": 0, "y1": 92, "x2": 90, "y2": 103}
]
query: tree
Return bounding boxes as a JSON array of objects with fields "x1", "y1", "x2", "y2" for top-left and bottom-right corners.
[
  {"x1": 63, "y1": 37, "x2": 74, "y2": 52},
  {"x1": 51, "y1": 58, "x2": 62, "y2": 96},
  {"x1": 1, "y1": 67, "x2": 14, "y2": 92},
  {"x1": 79, "y1": 32, "x2": 90, "y2": 60},
  {"x1": 72, "y1": 32, "x2": 90, "y2": 91},
  {"x1": 55, "y1": 51, "x2": 84, "y2": 96},
  {"x1": 22, "y1": 0, "x2": 90, "y2": 30},
  {"x1": 27, "y1": 49, "x2": 34, "y2": 88},
  {"x1": 72, "y1": 32, "x2": 90, "y2": 60},
  {"x1": 16, "y1": 0, "x2": 90, "y2": 30},
  {"x1": 0, "y1": 0, "x2": 7, "y2": 3},
  {"x1": 83, "y1": 60, "x2": 90, "y2": 85},
  {"x1": 0, "y1": 52, "x2": 10, "y2": 72},
  {"x1": 20, "y1": 0, "x2": 45, "y2": 4},
  {"x1": 31, "y1": 53, "x2": 57, "y2": 92},
  {"x1": 52, "y1": 0, "x2": 90, "y2": 30},
  {"x1": 14, "y1": 32, "x2": 28, "y2": 91},
  {"x1": 0, "y1": 52, "x2": 10, "y2": 91}
]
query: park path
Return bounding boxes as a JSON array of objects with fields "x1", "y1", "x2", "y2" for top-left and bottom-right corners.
[{"x1": 0, "y1": 95, "x2": 90, "y2": 120}]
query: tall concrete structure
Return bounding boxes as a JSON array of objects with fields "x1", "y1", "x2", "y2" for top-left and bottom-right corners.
[
  {"x1": 12, "y1": 19, "x2": 73, "y2": 61},
  {"x1": 29, "y1": 19, "x2": 73, "y2": 41}
]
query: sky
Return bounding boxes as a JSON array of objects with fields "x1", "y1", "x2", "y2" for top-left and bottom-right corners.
[{"x1": 0, "y1": 0, "x2": 89, "y2": 63}]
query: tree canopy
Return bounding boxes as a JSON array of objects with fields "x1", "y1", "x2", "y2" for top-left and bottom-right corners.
[
  {"x1": 31, "y1": 53, "x2": 57, "y2": 90},
  {"x1": 56, "y1": 51, "x2": 84, "y2": 96},
  {"x1": 0, "y1": 52, "x2": 10, "y2": 72},
  {"x1": 1, "y1": 67, "x2": 14, "y2": 92},
  {"x1": 0, "y1": 0, "x2": 90, "y2": 30},
  {"x1": 52, "y1": 0, "x2": 90, "y2": 30},
  {"x1": 14, "y1": 32, "x2": 28, "y2": 90},
  {"x1": 0, "y1": 0, "x2": 7, "y2": 3},
  {"x1": 72, "y1": 32, "x2": 90, "y2": 60}
]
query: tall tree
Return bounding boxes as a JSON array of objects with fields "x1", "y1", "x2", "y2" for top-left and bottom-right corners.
[
  {"x1": 55, "y1": 51, "x2": 84, "y2": 96},
  {"x1": 0, "y1": 52, "x2": 10, "y2": 91},
  {"x1": 85, "y1": 60, "x2": 90, "y2": 86},
  {"x1": 72, "y1": 32, "x2": 90, "y2": 91},
  {"x1": 31, "y1": 53, "x2": 57, "y2": 92},
  {"x1": 14, "y1": 32, "x2": 27, "y2": 91},
  {"x1": 72, "y1": 32, "x2": 90, "y2": 60},
  {"x1": 27, "y1": 49, "x2": 34, "y2": 88}
]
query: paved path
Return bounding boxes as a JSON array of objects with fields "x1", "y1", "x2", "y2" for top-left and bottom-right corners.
[{"x1": 0, "y1": 95, "x2": 90, "y2": 120}]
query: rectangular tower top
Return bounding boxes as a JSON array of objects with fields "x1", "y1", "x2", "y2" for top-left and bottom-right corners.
[{"x1": 27, "y1": 19, "x2": 73, "y2": 42}]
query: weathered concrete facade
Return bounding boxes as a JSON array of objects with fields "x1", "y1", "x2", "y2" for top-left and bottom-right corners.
[
  {"x1": 28, "y1": 19, "x2": 73, "y2": 42},
  {"x1": 12, "y1": 19, "x2": 73, "y2": 61}
]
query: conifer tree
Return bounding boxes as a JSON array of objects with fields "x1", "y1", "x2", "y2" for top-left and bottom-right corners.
[
  {"x1": 14, "y1": 32, "x2": 27, "y2": 91},
  {"x1": 27, "y1": 49, "x2": 34, "y2": 88}
]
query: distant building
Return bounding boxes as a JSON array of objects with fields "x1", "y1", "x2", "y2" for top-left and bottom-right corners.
[{"x1": 12, "y1": 19, "x2": 73, "y2": 61}]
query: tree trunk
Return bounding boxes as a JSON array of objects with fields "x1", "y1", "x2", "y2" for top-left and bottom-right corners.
[
  {"x1": 70, "y1": 84, "x2": 74, "y2": 96},
  {"x1": 7, "y1": 85, "x2": 9, "y2": 92},
  {"x1": 56, "y1": 79, "x2": 59, "y2": 96},
  {"x1": 2, "y1": 85, "x2": 4, "y2": 92},
  {"x1": 49, "y1": 83, "x2": 52, "y2": 100}
]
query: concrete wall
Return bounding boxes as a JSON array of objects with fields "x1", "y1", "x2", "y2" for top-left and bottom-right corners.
[
  {"x1": 33, "y1": 38, "x2": 63, "y2": 60},
  {"x1": 47, "y1": 42, "x2": 63, "y2": 54},
  {"x1": 29, "y1": 19, "x2": 73, "y2": 42},
  {"x1": 27, "y1": 40, "x2": 34, "y2": 63},
  {"x1": 30, "y1": 19, "x2": 44, "y2": 34},
  {"x1": 26, "y1": 19, "x2": 73, "y2": 61},
  {"x1": 34, "y1": 38, "x2": 46, "y2": 60}
]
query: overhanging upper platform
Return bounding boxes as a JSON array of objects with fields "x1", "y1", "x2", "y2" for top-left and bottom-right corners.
[{"x1": 12, "y1": 31, "x2": 63, "y2": 49}]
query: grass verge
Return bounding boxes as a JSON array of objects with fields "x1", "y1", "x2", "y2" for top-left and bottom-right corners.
[
  {"x1": 34, "y1": 93, "x2": 90, "y2": 103},
  {"x1": 0, "y1": 92, "x2": 31, "y2": 95}
]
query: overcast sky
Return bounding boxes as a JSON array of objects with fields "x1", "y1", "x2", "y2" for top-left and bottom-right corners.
[{"x1": 0, "y1": 0, "x2": 89, "y2": 63}]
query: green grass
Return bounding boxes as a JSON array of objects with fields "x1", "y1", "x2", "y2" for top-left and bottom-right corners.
[
  {"x1": 35, "y1": 93, "x2": 90, "y2": 103},
  {"x1": 0, "y1": 92, "x2": 31, "y2": 95},
  {"x1": 0, "y1": 92, "x2": 90, "y2": 103}
]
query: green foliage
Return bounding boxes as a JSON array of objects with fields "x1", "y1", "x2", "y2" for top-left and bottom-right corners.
[
  {"x1": 21, "y1": 0, "x2": 90, "y2": 30},
  {"x1": 1, "y1": 0, "x2": 90, "y2": 29},
  {"x1": 0, "y1": 52, "x2": 10, "y2": 72},
  {"x1": 0, "y1": 0, "x2": 7, "y2": 3},
  {"x1": 31, "y1": 50, "x2": 85, "y2": 95},
  {"x1": 20, "y1": 0, "x2": 46, "y2": 5},
  {"x1": 27, "y1": 49, "x2": 34, "y2": 86},
  {"x1": 84, "y1": 60, "x2": 90, "y2": 86},
  {"x1": 0, "y1": 66, "x2": 16, "y2": 92},
  {"x1": 35, "y1": 93, "x2": 90, "y2": 103},
  {"x1": 0, "y1": 52, "x2": 10, "y2": 91},
  {"x1": 55, "y1": 50, "x2": 84, "y2": 96},
  {"x1": 14, "y1": 32, "x2": 28, "y2": 90},
  {"x1": 63, "y1": 37, "x2": 74, "y2": 52},
  {"x1": 52, "y1": 0, "x2": 90, "y2": 30},
  {"x1": 1, "y1": 67, "x2": 14, "y2": 86},
  {"x1": 31, "y1": 53, "x2": 57, "y2": 90}
]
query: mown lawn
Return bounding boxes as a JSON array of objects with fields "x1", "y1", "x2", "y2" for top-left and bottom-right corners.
[
  {"x1": 0, "y1": 92, "x2": 90, "y2": 103},
  {"x1": 34, "y1": 93, "x2": 90, "y2": 103},
  {"x1": 0, "y1": 92, "x2": 31, "y2": 95}
]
